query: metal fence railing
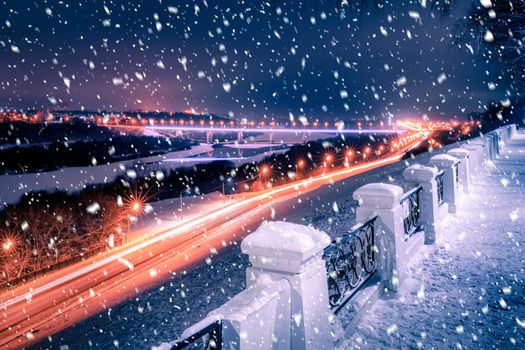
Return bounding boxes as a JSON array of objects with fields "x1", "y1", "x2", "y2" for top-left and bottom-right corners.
[
  {"x1": 436, "y1": 171, "x2": 445, "y2": 206},
  {"x1": 323, "y1": 215, "x2": 377, "y2": 312},
  {"x1": 170, "y1": 320, "x2": 222, "y2": 350},
  {"x1": 454, "y1": 162, "x2": 460, "y2": 189},
  {"x1": 400, "y1": 186, "x2": 423, "y2": 240}
]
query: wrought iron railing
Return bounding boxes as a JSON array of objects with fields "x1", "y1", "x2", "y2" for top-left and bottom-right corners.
[
  {"x1": 454, "y1": 162, "x2": 460, "y2": 189},
  {"x1": 323, "y1": 216, "x2": 377, "y2": 312},
  {"x1": 170, "y1": 320, "x2": 222, "y2": 350},
  {"x1": 436, "y1": 171, "x2": 444, "y2": 206},
  {"x1": 400, "y1": 186, "x2": 422, "y2": 239}
]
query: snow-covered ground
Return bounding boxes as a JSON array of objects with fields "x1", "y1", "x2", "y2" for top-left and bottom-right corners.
[{"x1": 342, "y1": 140, "x2": 525, "y2": 349}]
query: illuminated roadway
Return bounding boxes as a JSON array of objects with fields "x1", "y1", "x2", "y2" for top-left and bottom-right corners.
[
  {"x1": 144, "y1": 125, "x2": 405, "y2": 134},
  {"x1": 105, "y1": 123, "x2": 406, "y2": 135},
  {"x1": 0, "y1": 132, "x2": 425, "y2": 349}
]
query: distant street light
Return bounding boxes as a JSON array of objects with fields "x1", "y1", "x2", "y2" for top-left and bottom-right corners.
[
  {"x1": 132, "y1": 201, "x2": 142, "y2": 213},
  {"x1": 296, "y1": 159, "x2": 305, "y2": 177},
  {"x1": 260, "y1": 164, "x2": 270, "y2": 177},
  {"x1": 2, "y1": 239, "x2": 14, "y2": 251},
  {"x1": 258, "y1": 164, "x2": 272, "y2": 188},
  {"x1": 323, "y1": 153, "x2": 334, "y2": 168}
]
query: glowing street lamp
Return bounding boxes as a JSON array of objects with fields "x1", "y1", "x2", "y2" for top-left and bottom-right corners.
[
  {"x1": 323, "y1": 153, "x2": 334, "y2": 168},
  {"x1": 296, "y1": 159, "x2": 305, "y2": 177},
  {"x1": 2, "y1": 239, "x2": 14, "y2": 251},
  {"x1": 259, "y1": 164, "x2": 270, "y2": 178},
  {"x1": 132, "y1": 201, "x2": 142, "y2": 213}
]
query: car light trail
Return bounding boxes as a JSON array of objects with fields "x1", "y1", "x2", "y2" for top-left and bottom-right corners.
[{"x1": 0, "y1": 136, "x2": 424, "y2": 311}]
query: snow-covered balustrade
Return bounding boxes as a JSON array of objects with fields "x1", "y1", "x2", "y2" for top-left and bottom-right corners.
[
  {"x1": 483, "y1": 133, "x2": 499, "y2": 160},
  {"x1": 353, "y1": 183, "x2": 418, "y2": 291},
  {"x1": 428, "y1": 154, "x2": 459, "y2": 213},
  {"x1": 402, "y1": 165, "x2": 443, "y2": 244},
  {"x1": 510, "y1": 124, "x2": 518, "y2": 139},
  {"x1": 461, "y1": 141, "x2": 484, "y2": 176},
  {"x1": 241, "y1": 221, "x2": 333, "y2": 350},
  {"x1": 447, "y1": 148, "x2": 470, "y2": 193},
  {"x1": 165, "y1": 221, "x2": 333, "y2": 350},
  {"x1": 168, "y1": 274, "x2": 291, "y2": 350}
]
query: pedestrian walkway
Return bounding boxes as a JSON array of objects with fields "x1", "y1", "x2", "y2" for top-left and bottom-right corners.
[{"x1": 343, "y1": 136, "x2": 525, "y2": 349}]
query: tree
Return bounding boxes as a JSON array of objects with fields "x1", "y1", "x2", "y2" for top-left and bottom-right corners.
[{"x1": 457, "y1": 0, "x2": 525, "y2": 88}]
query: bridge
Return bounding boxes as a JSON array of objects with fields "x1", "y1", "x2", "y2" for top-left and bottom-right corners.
[{"x1": 144, "y1": 125, "x2": 405, "y2": 143}]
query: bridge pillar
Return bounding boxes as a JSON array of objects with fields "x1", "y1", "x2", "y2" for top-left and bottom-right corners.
[
  {"x1": 206, "y1": 130, "x2": 213, "y2": 143},
  {"x1": 237, "y1": 130, "x2": 243, "y2": 143}
]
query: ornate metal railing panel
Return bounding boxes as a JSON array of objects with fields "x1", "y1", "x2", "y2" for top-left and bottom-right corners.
[
  {"x1": 400, "y1": 186, "x2": 422, "y2": 240},
  {"x1": 171, "y1": 320, "x2": 222, "y2": 350},
  {"x1": 454, "y1": 162, "x2": 460, "y2": 189},
  {"x1": 323, "y1": 216, "x2": 377, "y2": 312},
  {"x1": 436, "y1": 171, "x2": 445, "y2": 206}
]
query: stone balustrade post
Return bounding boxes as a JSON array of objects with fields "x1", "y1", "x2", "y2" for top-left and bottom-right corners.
[
  {"x1": 175, "y1": 275, "x2": 292, "y2": 350},
  {"x1": 484, "y1": 133, "x2": 498, "y2": 160},
  {"x1": 402, "y1": 165, "x2": 441, "y2": 244},
  {"x1": 510, "y1": 124, "x2": 517, "y2": 140},
  {"x1": 501, "y1": 125, "x2": 512, "y2": 145},
  {"x1": 353, "y1": 183, "x2": 405, "y2": 291},
  {"x1": 461, "y1": 142, "x2": 484, "y2": 177},
  {"x1": 241, "y1": 221, "x2": 332, "y2": 350},
  {"x1": 429, "y1": 154, "x2": 459, "y2": 213},
  {"x1": 447, "y1": 148, "x2": 470, "y2": 194}
]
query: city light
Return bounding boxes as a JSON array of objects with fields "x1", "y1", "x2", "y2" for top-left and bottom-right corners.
[
  {"x1": 132, "y1": 201, "x2": 142, "y2": 213},
  {"x1": 323, "y1": 152, "x2": 335, "y2": 168},
  {"x1": 259, "y1": 164, "x2": 271, "y2": 177},
  {"x1": 2, "y1": 238, "x2": 14, "y2": 251}
]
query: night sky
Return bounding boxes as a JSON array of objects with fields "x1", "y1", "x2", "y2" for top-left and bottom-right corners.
[{"x1": 0, "y1": 0, "x2": 510, "y2": 122}]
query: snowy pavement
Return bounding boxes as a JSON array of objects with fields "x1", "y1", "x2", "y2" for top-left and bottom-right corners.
[{"x1": 343, "y1": 142, "x2": 525, "y2": 349}]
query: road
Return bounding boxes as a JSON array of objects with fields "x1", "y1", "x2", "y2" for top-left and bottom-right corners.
[{"x1": 0, "y1": 132, "x2": 426, "y2": 349}]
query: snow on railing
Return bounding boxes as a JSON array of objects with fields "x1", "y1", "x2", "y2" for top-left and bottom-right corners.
[{"x1": 169, "y1": 320, "x2": 222, "y2": 350}]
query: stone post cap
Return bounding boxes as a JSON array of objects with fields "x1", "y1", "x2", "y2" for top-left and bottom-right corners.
[
  {"x1": 468, "y1": 139, "x2": 485, "y2": 146},
  {"x1": 429, "y1": 154, "x2": 459, "y2": 168},
  {"x1": 241, "y1": 221, "x2": 330, "y2": 273},
  {"x1": 461, "y1": 143, "x2": 482, "y2": 151},
  {"x1": 353, "y1": 183, "x2": 403, "y2": 209},
  {"x1": 403, "y1": 164, "x2": 439, "y2": 183},
  {"x1": 447, "y1": 148, "x2": 469, "y2": 158}
]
